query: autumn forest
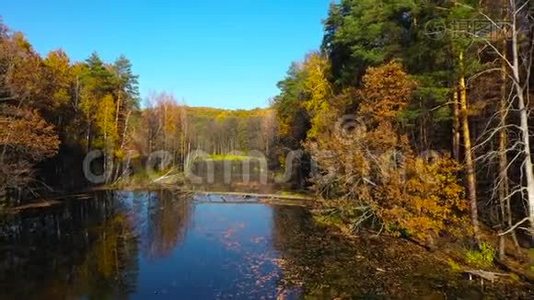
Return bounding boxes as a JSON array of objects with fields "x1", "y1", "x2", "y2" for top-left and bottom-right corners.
[{"x1": 2, "y1": 0, "x2": 534, "y2": 297}]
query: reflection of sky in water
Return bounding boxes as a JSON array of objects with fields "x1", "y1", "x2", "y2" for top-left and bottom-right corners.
[
  {"x1": 131, "y1": 198, "x2": 282, "y2": 299},
  {"x1": 0, "y1": 191, "x2": 300, "y2": 299}
]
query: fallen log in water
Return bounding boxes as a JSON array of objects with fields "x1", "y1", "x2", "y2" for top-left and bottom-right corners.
[
  {"x1": 5, "y1": 193, "x2": 94, "y2": 213},
  {"x1": 189, "y1": 191, "x2": 313, "y2": 201},
  {"x1": 7, "y1": 200, "x2": 62, "y2": 213}
]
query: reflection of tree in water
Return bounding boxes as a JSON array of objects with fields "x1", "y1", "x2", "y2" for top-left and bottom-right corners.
[
  {"x1": 144, "y1": 190, "x2": 192, "y2": 259},
  {"x1": 0, "y1": 191, "x2": 140, "y2": 299},
  {"x1": 72, "y1": 191, "x2": 139, "y2": 298},
  {"x1": 271, "y1": 206, "x2": 530, "y2": 299}
]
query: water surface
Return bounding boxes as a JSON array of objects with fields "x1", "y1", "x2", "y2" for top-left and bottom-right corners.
[{"x1": 0, "y1": 191, "x2": 530, "y2": 299}]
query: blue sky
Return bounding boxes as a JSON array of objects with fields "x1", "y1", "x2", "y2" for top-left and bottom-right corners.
[{"x1": 1, "y1": 0, "x2": 331, "y2": 109}]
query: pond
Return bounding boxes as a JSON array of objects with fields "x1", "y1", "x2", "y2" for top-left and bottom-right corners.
[{"x1": 0, "y1": 190, "x2": 531, "y2": 299}]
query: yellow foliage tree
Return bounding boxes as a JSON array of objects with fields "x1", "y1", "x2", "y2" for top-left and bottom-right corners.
[
  {"x1": 95, "y1": 94, "x2": 118, "y2": 150},
  {"x1": 308, "y1": 62, "x2": 469, "y2": 243},
  {"x1": 301, "y1": 52, "x2": 334, "y2": 139}
]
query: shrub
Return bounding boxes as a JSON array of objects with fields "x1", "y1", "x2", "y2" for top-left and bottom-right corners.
[
  {"x1": 465, "y1": 242, "x2": 495, "y2": 269},
  {"x1": 306, "y1": 62, "x2": 470, "y2": 242}
]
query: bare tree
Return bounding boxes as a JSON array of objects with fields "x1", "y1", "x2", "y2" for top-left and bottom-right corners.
[{"x1": 467, "y1": 0, "x2": 534, "y2": 236}]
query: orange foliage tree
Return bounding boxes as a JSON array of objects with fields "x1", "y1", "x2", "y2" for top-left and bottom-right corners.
[
  {"x1": 0, "y1": 106, "x2": 60, "y2": 191},
  {"x1": 307, "y1": 62, "x2": 469, "y2": 243}
]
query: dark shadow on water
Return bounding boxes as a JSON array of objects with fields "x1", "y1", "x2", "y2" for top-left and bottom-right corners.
[{"x1": 0, "y1": 190, "x2": 140, "y2": 299}]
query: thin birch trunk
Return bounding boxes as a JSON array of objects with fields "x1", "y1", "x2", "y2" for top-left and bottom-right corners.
[
  {"x1": 510, "y1": 1, "x2": 534, "y2": 233},
  {"x1": 459, "y1": 51, "x2": 480, "y2": 240}
]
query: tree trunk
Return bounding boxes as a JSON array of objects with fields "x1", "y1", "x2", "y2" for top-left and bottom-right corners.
[
  {"x1": 115, "y1": 91, "x2": 121, "y2": 132},
  {"x1": 459, "y1": 51, "x2": 480, "y2": 240},
  {"x1": 119, "y1": 110, "x2": 131, "y2": 151},
  {"x1": 498, "y1": 39, "x2": 520, "y2": 248},
  {"x1": 516, "y1": 89, "x2": 534, "y2": 231},
  {"x1": 86, "y1": 122, "x2": 92, "y2": 152},
  {"x1": 510, "y1": 4, "x2": 534, "y2": 234},
  {"x1": 452, "y1": 87, "x2": 461, "y2": 161}
]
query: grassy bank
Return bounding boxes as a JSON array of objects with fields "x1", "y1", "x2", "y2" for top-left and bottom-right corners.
[
  {"x1": 205, "y1": 154, "x2": 258, "y2": 161},
  {"x1": 110, "y1": 168, "x2": 186, "y2": 190}
]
